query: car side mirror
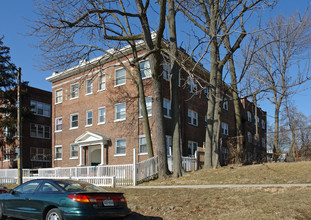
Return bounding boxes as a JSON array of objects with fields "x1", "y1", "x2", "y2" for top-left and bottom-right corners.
[{"x1": 9, "y1": 189, "x2": 16, "y2": 195}]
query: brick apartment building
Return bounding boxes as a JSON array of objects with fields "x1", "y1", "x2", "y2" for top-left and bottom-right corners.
[
  {"x1": 0, "y1": 86, "x2": 52, "y2": 169},
  {"x1": 46, "y1": 45, "x2": 267, "y2": 168}
]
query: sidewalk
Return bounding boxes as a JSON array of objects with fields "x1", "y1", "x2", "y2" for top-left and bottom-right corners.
[{"x1": 124, "y1": 183, "x2": 311, "y2": 189}]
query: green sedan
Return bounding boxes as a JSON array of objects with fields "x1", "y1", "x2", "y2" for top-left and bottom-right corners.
[{"x1": 0, "y1": 179, "x2": 131, "y2": 220}]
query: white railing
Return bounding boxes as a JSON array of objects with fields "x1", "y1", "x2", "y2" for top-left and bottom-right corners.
[
  {"x1": 1, "y1": 150, "x2": 201, "y2": 187},
  {"x1": 167, "y1": 154, "x2": 198, "y2": 172},
  {"x1": 136, "y1": 156, "x2": 158, "y2": 183},
  {"x1": 36, "y1": 164, "x2": 133, "y2": 186},
  {"x1": 22, "y1": 176, "x2": 116, "y2": 187}
]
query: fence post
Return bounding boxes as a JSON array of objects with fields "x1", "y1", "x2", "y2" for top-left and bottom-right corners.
[
  {"x1": 133, "y1": 149, "x2": 136, "y2": 186},
  {"x1": 112, "y1": 176, "x2": 116, "y2": 188}
]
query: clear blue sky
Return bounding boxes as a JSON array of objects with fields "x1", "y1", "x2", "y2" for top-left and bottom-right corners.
[{"x1": 1, "y1": 0, "x2": 311, "y2": 123}]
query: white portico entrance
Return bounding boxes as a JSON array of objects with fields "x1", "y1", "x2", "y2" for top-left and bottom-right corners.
[{"x1": 75, "y1": 131, "x2": 110, "y2": 166}]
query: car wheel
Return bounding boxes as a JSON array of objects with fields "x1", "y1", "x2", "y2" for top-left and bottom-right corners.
[
  {"x1": 45, "y1": 208, "x2": 63, "y2": 220},
  {"x1": 0, "y1": 202, "x2": 6, "y2": 220}
]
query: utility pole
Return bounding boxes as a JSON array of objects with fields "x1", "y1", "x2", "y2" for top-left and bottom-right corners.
[{"x1": 17, "y1": 67, "x2": 23, "y2": 185}]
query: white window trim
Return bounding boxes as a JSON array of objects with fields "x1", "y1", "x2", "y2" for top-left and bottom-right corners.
[
  {"x1": 98, "y1": 73, "x2": 106, "y2": 92},
  {"x1": 55, "y1": 89, "x2": 63, "y2": 104},
  {"x1": 114, "y1": 68, "x2": 126, "y2": 87},
  {"x1": 188, "y1": 109, "x2": 198, "y2": 126},
  {"x1": 70, "y1": 83, "x2": 79, "y2": 100},
  {"x1": 86, "y1": 78, "x2": 93, "y2": 95},
  {"x1": 70, "y1": 113, "x2": 79, "y2": 130},
  {"x1": 138, "y1": 135, "x2": 148, "y2": 155},
  {"x1": 223, "y1": 99, "x2": 229, "y2": 111},
  {"x1": 114, "y1": 103, "x2": 126, "y2": 122},
  {"x1": 114, "y1": 138, "x2": 126, "y2": 156},
  {"x1": 98, "y1": 107, "x2": 106, "y2": 125},
  {"x1": 221, "y1": 122, "x2": 229, "y2": 135},
  {"x1": 139, "y1": 97, "x2": 152, "y2": 118},
  {"x1": 140, "y1": 60, "x2": 152, "y2": 79},
  {"x1": 54, "y1": 145, "x2": 62, "y2": 160},
  {"x1": 55, "y1": 117, "x2": 63, "y2": 133},
  {"x1": 188, "y1": 141, "x2": 198, "y2": 157},
  {"x1": 163, "y1": 99, "x2": 171, "y2": 119},
  {"x1": 86, "y1": 110, "x2": 93, "y2": 127},
  {"x1": 30, "y1": 123, "x2": 50, "y2": 139},
  {"x1": 166, "y1": 135, "x2": 172, "y2": 156},
  {"x1": 70, "y1": 144, "x2": 79, "y2": 159}
]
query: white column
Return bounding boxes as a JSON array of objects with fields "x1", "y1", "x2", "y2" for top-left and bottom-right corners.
[
  {"x1": 100, "y1": 143, "x2": 105, "y2": 165},
  {"x1": 78, "y1": 145, "x2": 83, "y2": 166}
]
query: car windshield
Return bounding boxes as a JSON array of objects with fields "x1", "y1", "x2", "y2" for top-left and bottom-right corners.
[{"x1": 54, "y1": 180, "x2": 106, "y2": 192}]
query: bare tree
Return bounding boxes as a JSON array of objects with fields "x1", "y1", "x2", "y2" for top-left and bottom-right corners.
[
  {"x1": 176, "y1": 0, "x2": 276, "y2": 168},
  {"x1": 32, "y1": 0, "x2": 170, "y2": 178},
  {"x1": 167, "y1": 0, "x2": 184, "y2": 177},
  {"x1": 251, "y1": 11, "x2": 311, "y2": 160}
]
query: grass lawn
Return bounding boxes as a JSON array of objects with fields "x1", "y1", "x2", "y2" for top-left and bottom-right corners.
[{"x1": 115, "y1": 161, "x2": 311, "y2": 220}]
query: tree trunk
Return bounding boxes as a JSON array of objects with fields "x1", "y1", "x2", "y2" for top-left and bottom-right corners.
[
  {"x1": 168, "y1": 0, "x2": 183, "y2": 177},
  {"x1": 130, "y1": 44, "x2": 154, "y2": 158},
  {"x1": 135, "y1": 0, "x2": 169, "y2": 178},
  {"x1": 204, "y1": 1, "x2": 218, "y2": 169}
]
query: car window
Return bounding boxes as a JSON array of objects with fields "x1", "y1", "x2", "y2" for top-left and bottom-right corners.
[
  {"x1": 55, "y1": 180, "x2": 106, "y2": 192},
  {"x1": 15, "y1": 181, "x2": 41, "y2": 194},
  {"x1": 38, "y1": 182, "x2": 59, "y2": 192}
]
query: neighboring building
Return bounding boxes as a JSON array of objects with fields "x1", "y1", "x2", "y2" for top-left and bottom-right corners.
[
  {"x1": 0, "y1": 86, "x2": 52, "y2": 169},
  {"x1": 46, "y1": 45, "x2": 267, "y2": 168}
]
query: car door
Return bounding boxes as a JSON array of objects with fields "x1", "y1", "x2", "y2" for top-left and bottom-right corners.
[{"x1": 5, "y1": 180, "x2": 41, "y2": 219}]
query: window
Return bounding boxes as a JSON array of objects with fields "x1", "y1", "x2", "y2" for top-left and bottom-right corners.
[
  {"x1": 257, "y1": 116, "x2": 260, "y2": 126},
  {"x1": 98, "y1": 74, "x2": 106, "y2": 91},
  {"x1": 139, "y1": 97, "x2": 152, "y2": 117},
  {"x1": 70, "y1": 113, "x2": 79, "y2": 129},
  {"x1": 115, "y1": 138, "x2": 126, "y2": 155},
  {"x1": 86, "y1": 79, "x2": 93, "y2": 95},
  {"x1": 188, "y1": 109, "x2": 198, "y2": 126},
  {"x1": 222, "y1": 99, "x2": 228, "y2": 111},
  {"x1": 115, "y1": 103, "x2": 126, "y2": 121},
  {"x1": 262, "y1": 119, "x2": 265, "y2": 130},
  {"x1": 30, "y1": 147, "x2": 51, "y2": 161},
  {"x1": 31, "y1": 100, "x2": 51, "y2": 117},
  {"x1": 55, "y1": 145, "x2": 62, "y2": 160},
  {"x1": 163, "y1": 99, "x2": 171, "y2": 118},
  {"x1": 55, "y1": 89, "x2": 63, "y2": 104},
  {"x1": 139, "y1": 136, "x2": 147, "y2": 154},
  {"x1": 187, "y1": 77, "x2": 197, "y2": 94},
  {"x1": 115, "y1": 68, "x2": 126, "y2": 86},
  {"x1": 162, "y1": 62, "x2": 171, "y2": 81},
  {"x1": 221, "y1": 122, "x2": 229, "y2": 135},
  {"x1": 86, "y1": 110, "x2": 93, "y2": 126},
  {"x1": 15, "y1": 180, "x2": 41, "y2": 194},
  {"x1": 166, "y1": 136, "x2": 172, "y2": 156},
  {"x1": 30, "y1": 124, "x2": 50, "y2": 139},
  {"x1": 188, "y1": 141, "x2": 198, "y2": 157},
  {"x1": 247, "y1": 111, "x2": 252, "y2": 122},
  {"x1": 3, "y1": 147, "x2": 10, "y2": 161},
  {"x1": 38, "y1": 182, "x2": 59, "y2": 192},
  {"x1": 204, "y1": 88, "x2": 209, "y2": 99},
  {"x1": 140, "y1": 60, "x2": 152, "y2": 79},
  {"x1": 98, "y1": 107, "x2": 106, "y2": 124},
  {"x1": 70, "y1": 144, "x2": 79, "y2": 158},
  {"x1": 70, "y1": 83, "x2": 79, "y2": 99},
  {"x1": 204, "y1": 116, "x2": 207, "y2": 127},
  {"x1": 55, "y1": 117, "x2": 62, "y2": 132},
  {"x1": 248, "y1": 132, "x2": 252, "y2": 143},
  {"x1": 222, "y1": 148, "x2": 229, "y2": 160}
]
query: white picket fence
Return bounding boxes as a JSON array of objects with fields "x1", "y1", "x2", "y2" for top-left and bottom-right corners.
[
  {"x1": 167, "y1": 154, "x2": 198, "y2": 172},
  {"x1": 0, "y1": 150, "x2": 197, "y2": 187}
]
